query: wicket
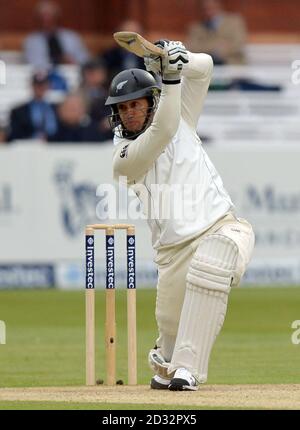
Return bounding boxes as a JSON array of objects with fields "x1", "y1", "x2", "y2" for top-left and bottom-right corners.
[{"x1": 85, "y1": 223, "x2": 137, "y2": 386}]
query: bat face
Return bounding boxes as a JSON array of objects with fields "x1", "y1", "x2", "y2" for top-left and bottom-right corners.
[{"x1": 113, "y1": 32, "x2": 165, "y2": 58}]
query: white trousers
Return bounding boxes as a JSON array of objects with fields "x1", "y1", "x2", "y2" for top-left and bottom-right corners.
[{"x1": 154, "y1": 213, "x2": 255, "y2": 361}]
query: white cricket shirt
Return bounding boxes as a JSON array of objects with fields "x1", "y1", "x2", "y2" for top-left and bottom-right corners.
[{"x1": 113, "y1": 53, "x2": 235, "y2": 249}]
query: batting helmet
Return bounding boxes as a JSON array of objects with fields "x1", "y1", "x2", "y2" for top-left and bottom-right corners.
[{"x1": 105, "y1": 68, "x2": 161, "y2": 139}]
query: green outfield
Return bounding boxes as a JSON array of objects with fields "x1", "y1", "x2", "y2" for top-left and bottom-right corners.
[{"x1": 0, "y1": 287, "x2": 299, "y2": 409}]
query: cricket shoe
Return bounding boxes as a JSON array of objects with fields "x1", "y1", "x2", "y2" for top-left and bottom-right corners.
[
  {"x1": 168, "y1": 368, "x2": 198, "y2": 391},
  {"x1": 150, "y1": 374, "x2": 170, "y2": 390}
]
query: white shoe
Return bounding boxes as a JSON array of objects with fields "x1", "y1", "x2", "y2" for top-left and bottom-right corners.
[
  {"x1": 150, "y1": 374, "x2": 170, "y2": 390},
  {"x1": 168, "y1": 368, "x2": 198, "y2": 391}
]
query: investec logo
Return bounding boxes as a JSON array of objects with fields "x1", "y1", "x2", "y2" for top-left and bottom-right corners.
[
  {"x1": 86, "y1": 236, "x2": 94, "y2": 289},
  {"x1": 0, "y1": 321, "x2": 6, "y2": 345},
  {"x1": 0, "y1": 61, "x2": 6, "y2": 85},
  {"x1": 106, "y1": 236, "x2": 115, "y2": 288},
  {"x1": 127, "y1": 237, "x2": 135, "y2": 289}
]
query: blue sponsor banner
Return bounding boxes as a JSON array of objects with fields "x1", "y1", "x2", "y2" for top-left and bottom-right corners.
[
  {"x1": 127, "y1": 235, "x2": 136, "y2": 289},
  {"x1": 0, "y1": 265, "x2": 55, "y2": 289},
  {"x1": 243, "y1": 259, "x2": 300, "y2": 285},
  {"x1": 85, "y1": 235, "x2": 95, "y2": 289}
]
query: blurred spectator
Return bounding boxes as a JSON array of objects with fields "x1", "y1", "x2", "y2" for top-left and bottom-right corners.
[
  {"x1": 47, "y1": 68, "x2": 69, "y2": 92},
  {"x1": 49, "y1": 94, "x2": 111, "y2": 143},
  {"x1": 186, "y1": 0, "x2": 247, "y2": 64},
  {"x1": 79, "y1": 59, "x2": 113, "y2": 140},
  {"x1": 24, "y1": 0, "x2": 90, "y2": 69},
  {"x1": 79, "y1": 59, "x2": 109, "y2": 120},
  {"x1": 102, "y1": 20, "x2": 145, "y2": 80},
  {"x1": 8, "y1": 71, "x2": 58, "y2": 142}
]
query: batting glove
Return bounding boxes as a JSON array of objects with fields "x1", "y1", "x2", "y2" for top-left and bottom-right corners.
[
  {"x1": 144, "y1": 40, "x2": 189, "y2": 83},
  {"x1": 144, "y1": 39, "x2": 169, "y2": 75},
  {"x1": 159, "y1": 40, "x2": 189, "y2": 82},
  {"x1": 144, "y1": 55, "x2": 161, "y2": 75}
]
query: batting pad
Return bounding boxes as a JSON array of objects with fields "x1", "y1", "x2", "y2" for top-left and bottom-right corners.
[{"x1": 169, "y1": 234, "x2": 238, "y2": 383}]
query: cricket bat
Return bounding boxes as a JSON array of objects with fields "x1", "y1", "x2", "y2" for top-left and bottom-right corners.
[{"x1": 113, "y1": 32, "x2": 166, "y2": 58}]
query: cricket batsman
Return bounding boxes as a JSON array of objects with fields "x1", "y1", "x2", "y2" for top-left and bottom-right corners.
[{"x1": 105, "y1": 39, "x2": 255, "y2": 391}]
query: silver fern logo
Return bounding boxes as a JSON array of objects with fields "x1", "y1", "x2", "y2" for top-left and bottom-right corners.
[{"x1": 116, "y1": 80, "x2": 128, "y2": 92}]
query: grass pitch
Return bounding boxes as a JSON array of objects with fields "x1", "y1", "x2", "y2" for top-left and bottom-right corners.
[{"x1": 0, "y1": 287, "x2": 299, "y2": 409}]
